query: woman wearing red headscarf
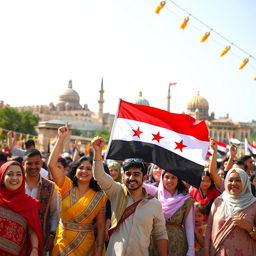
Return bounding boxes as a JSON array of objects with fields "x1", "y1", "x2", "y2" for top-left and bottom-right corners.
[{"x1": 0, "y1": 161, "x2": 42, "y2": 256}]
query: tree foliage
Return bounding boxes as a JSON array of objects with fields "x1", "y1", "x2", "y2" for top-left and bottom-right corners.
[
  {"x1": 0, "y1": 107, "x2": 39, "y2": 135},
  {"x1": 92, "y1": 129, "x2": 111, "y2": 143}
]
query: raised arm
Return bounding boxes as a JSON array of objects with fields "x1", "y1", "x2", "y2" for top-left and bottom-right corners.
[
  {"x1": 208, "y1": 138, "x2": 221, "y2": 189},
  {"x1": 91, "y1": 136, "x2": 120, "y2": 197},
  {"x1": 224, "y1": 144, "x2": 237, "y2": 172},
  {"x1": 7, "y1": 130, "x2": 16, "y2": 152},
  {"x1": 72, "y1": 139, "x2": 81, "y2": 161},
  {"x1": 48, "y1": 123, "x2": 70, "y2": 187}
]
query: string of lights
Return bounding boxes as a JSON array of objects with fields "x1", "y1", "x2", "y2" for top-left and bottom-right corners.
[{"x1": 153, "y1": 0, "x2": 256, "y2": 79}]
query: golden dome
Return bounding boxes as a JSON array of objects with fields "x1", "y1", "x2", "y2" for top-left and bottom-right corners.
[{"x1": 187, "y1": 91, "x2": 209, "y2": 110}]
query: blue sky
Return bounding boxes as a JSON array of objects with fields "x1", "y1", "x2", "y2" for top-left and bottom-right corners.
[{"x1": 0, "y1": 0, "x2": 255, "y2": 122}]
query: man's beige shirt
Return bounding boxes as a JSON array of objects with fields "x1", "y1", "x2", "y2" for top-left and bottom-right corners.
[{"x1": 93, "y1": 160, "x2": 168, "y2": 256}]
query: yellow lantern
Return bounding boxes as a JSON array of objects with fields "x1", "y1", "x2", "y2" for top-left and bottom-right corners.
[
  {"x1": 155, "y1": 1, "x2": 166, "y2": 14},
  {"x1": 239, "y1": 58, "x2": 249, "y2": 70},
  {"x1": 200, "y1": 32, "x2": 210, "y2": 42},
  {"x1": 220, "y1": 45, "x2": 231, "y2": 57},
  {"x1": 180, "y1": 17, "x2": 189, "y2": 29},
  {"x1": 253, "y1": 77, "x2": 256, "y2": 81},
  {"x1": 0, "y1": 129, "x2": 2, "y2": 136}
]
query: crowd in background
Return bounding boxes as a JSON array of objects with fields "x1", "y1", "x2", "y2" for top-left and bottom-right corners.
[{"x1": 0, "y1": 127, "x2": 256, "y2": 256}]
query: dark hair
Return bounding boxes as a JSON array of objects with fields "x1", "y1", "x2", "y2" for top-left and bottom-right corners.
[
  {"x1": 162, "y1": 170, "x2": 188, "y2": 195},
  {"x1": 11, "y1": 156, "x2": 23, "y2": 164},
  {"x1": 122, "y1": 159, "x2": 147, "y2": 176},
  {"x1": 201, "y1": 170, "x2": 214, "y2": 190},
  {"x1": 250, "y1": 172, "x2": 256, "y2": 183},
  {"x1": 222, "y1": 157, "x2": 229, "y2": 165},
  {"x1": 67, "y1": 156, "x2": 101, "y2": 191},
  {"x1": 194, "y1": 202, "x2": 207, "y2": 215},
  {"x1": 239, "y1": 155, "x2": 252, "y2": 162},
  {"x1": 57, "y1": 157, "x2": 68, "y2": 168},
  {"x1": 24, "y1": 149, "x2": 42, "y2": 160},
  {"x1": 234, "y1": 160, "x2": 247, "y2": 171},
  {"x1": 0, "y1": 152, "x2": 7, "y2": 162},
  {"x1": 25, "y1": 139, "x2": 35, "y2": 150}
]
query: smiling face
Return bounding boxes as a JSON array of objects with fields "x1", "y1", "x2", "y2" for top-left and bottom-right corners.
[
  {"x1": 163, "y1": 172, "x2": 178, "y2": 194},
  {"x1": 75, "y1": 160, "x2": 93, "y2": 183},
  {"x1": 123, "y1": 167, "x2": 146, "y2": 191},
  {"x1": 24, "y1": 155, "x2": 42, "y2": 178},
  {"x1": 152, "y1": 165, "x2": 162, "y2": 182},
  {"x1": 227, "y1": 171, "x2": 243, "y2": 195},
  {"x1": 3, "y1": 165, "x2": 23, "y2": 191},
  {"x1": 200, "y1": 175, "x2": 212, "y2": 191},
  {"x1": 109, "y1": 166, "x2": 120, "y2": 181}
]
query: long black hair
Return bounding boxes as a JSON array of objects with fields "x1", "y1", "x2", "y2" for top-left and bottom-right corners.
[
  {"x1": 200, "y1": 170, "x2": 215, "y2": 190},
  {"x1": 162, "y1": 170, "x2": 188, "y2": 195},
  {"x1": 67, "y1": 156, "x2": 101, "y2": 192}
]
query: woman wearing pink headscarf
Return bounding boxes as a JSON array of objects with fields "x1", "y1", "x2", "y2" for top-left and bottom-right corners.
[{"x1": 150, "y1": 170, "x2": 194, "y2": 256}]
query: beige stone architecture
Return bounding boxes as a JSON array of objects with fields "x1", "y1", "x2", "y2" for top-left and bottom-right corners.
[
  {"x1": 186, "y1": 91, "x2": 251, "y2": 144},
  {"x1": 16, "y1": 79, "x2": 115, "y2": 135},
  {"x1": 10, "y1": 79, "x2": 114, "y2": 153}
]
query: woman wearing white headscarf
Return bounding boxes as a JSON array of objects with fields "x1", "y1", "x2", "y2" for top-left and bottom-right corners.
[{"x1": 205, "y1": 168, "x2": 256, "y2": 256}]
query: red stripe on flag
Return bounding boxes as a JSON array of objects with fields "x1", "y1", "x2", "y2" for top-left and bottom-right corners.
[
  {"x1": 117, "y1": 100, "x2": 209, "y2": 142},
  {"x1": 215, "y1": 140, "x2": 227, "y2": 148},
  {"x1": 248, "y1": 142, "x2": 256, "y2": 149}
]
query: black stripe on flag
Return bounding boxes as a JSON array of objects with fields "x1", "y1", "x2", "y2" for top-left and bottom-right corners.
[{"x1": 106, "y1": 140, "x2": 204, "y2": 188}]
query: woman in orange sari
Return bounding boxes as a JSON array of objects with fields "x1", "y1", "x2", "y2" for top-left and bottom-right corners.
[
  {"x1": 48, "y1": 123, "x2": 108, "y2": 256},
  {"x1": 0, "y1": 161, "x2": 42, "y2": 256}
]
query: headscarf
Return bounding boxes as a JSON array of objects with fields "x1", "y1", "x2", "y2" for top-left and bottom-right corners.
[
  {"x1": 158, "y1": 170, "x2": 191, "y2": 220},
  {"x1": 219, "y1": 167, "x2": 256, "y2": 219},
  {"x1": 0, "y1": 161, "x2": 42, "y2": 256},
  {"x1": 108, "y1": 161, "x2": 122, "y2": 182}
]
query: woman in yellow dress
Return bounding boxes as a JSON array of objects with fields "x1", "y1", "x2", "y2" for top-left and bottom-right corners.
[{"x1": 48, "y1": 123, "x2": 108, "y2": 256}]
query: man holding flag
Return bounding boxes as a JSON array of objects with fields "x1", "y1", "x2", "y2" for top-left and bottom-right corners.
[
  {"x1": 92, "y1": 137, "x2": 168, "y2": 256},
  {"x1": 105, "y1": 99, "x2": 209, "y2": 188}
]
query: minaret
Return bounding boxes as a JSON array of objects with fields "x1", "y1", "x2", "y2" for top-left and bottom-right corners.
[
  {"x1": 68, "y1": 80, "x2": 72, "y2": 88},
  {"x1": 167, "y1": 84, "x2": 171, "y2": 112},
  {"x1": 98, "y1": 77, "x2": 104, "y2": 118}
]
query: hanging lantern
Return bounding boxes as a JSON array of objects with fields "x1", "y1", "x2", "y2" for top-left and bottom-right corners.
[
  {"x1": 239, "y1": 58, "x2": 249, "y2": 70},
  {"x1": 0, "y1": 129, "x2": 2, "y2": 136},
  {"x1": 180, "y1": 17, "x2": 189, "y2": 29},
  {"x1": 200, "y1": 32, "x2": 210, "y2": 42},
  {"x1": 155, "y1": 1, "x2": 166, "y2": 14},
  {"x1": 19, "y1": 134, "x2": 23, "y2": 141},
  {"x1": 26, "y1": 134, "x2": 29, "y2": 140},
  {"x1": 253, "y1": 77, "x2": 256, "y2": 81},
  {"x1": 220, "y1": 45, "x2": 231, "y2": 57}
]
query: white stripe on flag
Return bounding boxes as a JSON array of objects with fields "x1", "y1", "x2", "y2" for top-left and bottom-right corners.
[{"x1": 112, "y1": 118, "x2": 209, "y2": 166}]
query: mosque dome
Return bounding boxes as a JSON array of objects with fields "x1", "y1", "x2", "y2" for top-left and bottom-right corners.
[
  {"x1": 134, "y1": 91, "x2": 150, "y2": 106},
  {"x1": 187, "y1": 91, "x2": 209, "y2": 111},
  {"x1": 58, "y1": 80, "x2": 82, "y2": 109}
]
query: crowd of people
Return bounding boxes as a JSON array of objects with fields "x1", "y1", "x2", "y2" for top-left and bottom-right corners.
[{"x1": 0, "y1": 124, "x2": 256, "y2": 256}]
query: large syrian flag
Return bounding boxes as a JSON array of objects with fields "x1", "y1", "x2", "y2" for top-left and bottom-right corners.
[{"x1": 106, "y1": 100, "x2": 209, "y2": 188}]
